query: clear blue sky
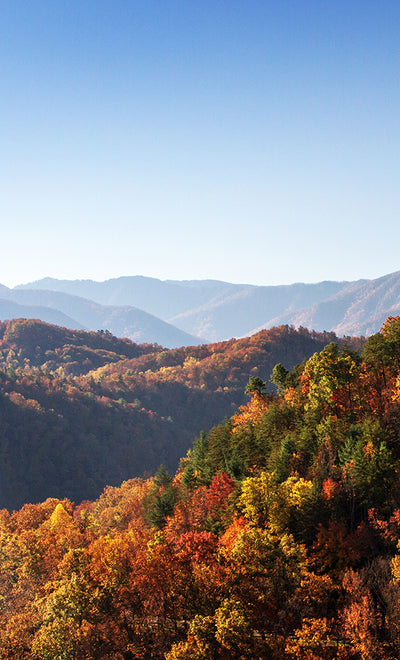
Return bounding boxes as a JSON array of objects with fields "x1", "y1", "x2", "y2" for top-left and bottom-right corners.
[{"x1": 1, "y1": 1, "x2": 399, "y2": 287}]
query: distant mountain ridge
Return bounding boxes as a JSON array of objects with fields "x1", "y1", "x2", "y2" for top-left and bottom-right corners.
[
  {"x1": 0, "y1": 285, "x2": 202, "y2": 348},
  {"x1": 16, "y1": 276, "x2": 250, "y2": 321},
  {"x1": 249, "y1": 271, "x2": 400, "y2": 338},
  {"x1": 0, "y1": 298, "x2": 85, "y2": 330},
  {"x1": 13, "y1": 270, "x2": 400, "y2": 342}
]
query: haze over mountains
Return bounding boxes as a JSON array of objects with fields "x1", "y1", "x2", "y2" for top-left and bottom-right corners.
[
  {"x1": 0, "y1": 270, "x2": 397, "y2": 345},
  {"x1": 0, "y1": 284, "x2": 201, "y2": 348}
]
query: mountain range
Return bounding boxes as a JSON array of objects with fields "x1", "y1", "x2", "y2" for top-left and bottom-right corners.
[{"x1": 0, "y1": 269, "x2": 397, "y2": 345}]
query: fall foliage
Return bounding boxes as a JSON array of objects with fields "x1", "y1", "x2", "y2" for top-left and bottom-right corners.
[
  {"x1": 0, "y1": 318, "x2": 351, "y2": 509},
  {"x1": 2, "y1": 317, "x2": 400, "y2": 657}
]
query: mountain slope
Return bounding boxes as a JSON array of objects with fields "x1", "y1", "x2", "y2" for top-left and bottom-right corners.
[
  {"x1": 0, "y1": 319, "x2": 399, "y2": 659},
  {"x1": 0, "y1": 319, "x2": 354, "y2": 509},
  {"x1": 0, "y1": 298, "x2": 85, "y2": 330},
  {"x1": 16, "y1": 276, "x2": 350, "y2": 340},
  {"x1": 16, "y1": 270, "x2": 400, "y2": 340},
  {"x1": 167, "y1": 280, "x2": 348, "y2": 341},
  {"x1": 250, "y1": 271, "x2": 400, "y2": 338},
  {"x1": 16, "y1": 276, "x2": 246, "y2": 320},
  {"x1": 0, "y1": 286, "x2": 203, "y2": 348}
]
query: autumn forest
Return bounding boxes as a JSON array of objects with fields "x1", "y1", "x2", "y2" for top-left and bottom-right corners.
[{"x1": 1, "y1": 317, "x2": 400, "y2": 657}]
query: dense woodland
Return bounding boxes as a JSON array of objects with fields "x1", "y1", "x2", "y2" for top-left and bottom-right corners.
[
  {"x1": 0, "y1": 318, "x2": 354, "y2": 509},
  {"x1": 0, "y1": 317, "x2": 400, "y2": 657}
]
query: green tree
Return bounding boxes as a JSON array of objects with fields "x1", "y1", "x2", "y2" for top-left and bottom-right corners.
[
  {"x1": 145, "y1": 465, "x2": 177, "y2": 529},
  {"x1": 245, "y1": 376, "x2": 266, "y2": 396},
  {"x1": 270, "y1": 363, "x2": 290, "y2": 391}
]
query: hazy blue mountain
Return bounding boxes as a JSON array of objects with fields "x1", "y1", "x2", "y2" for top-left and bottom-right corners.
[
  {"x1": 17, "y1": 276, "x2": 349, "y2": 340},
  {"x1": 0, "y1": 286, "x2": 203, "y2": 348},
  {"x1": 15, "y1": 270, "x2": 400, "y2": 340},
  {"x1": 0, "y1": 298, "x2": 85, "y2": 329},
  {"x1": 167, "y1": 281, "x2": 349, "y2": 341},
  {"x1": 249, "y1": 271, "x2": 400, "y2": 338},
  {"x1": 16, "y1": 276, "x2": 246, "y2": 319}
]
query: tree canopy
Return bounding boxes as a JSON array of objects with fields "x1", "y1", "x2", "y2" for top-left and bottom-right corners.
[{"x1": 1, "y1": 318, "x2": 400, "y2": 657}]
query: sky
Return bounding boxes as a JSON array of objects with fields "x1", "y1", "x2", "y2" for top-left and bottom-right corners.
[{"x1": 1, "y1": 0, "x2": 399, "y2": 288}]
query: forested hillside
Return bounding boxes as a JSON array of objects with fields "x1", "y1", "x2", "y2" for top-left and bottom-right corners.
[
  {"x1": 1, "y1": 317, "x2": 400, "y2": 658},
  {"x1": 0, "y1": 318, "x2": 356, "y2": 510}
]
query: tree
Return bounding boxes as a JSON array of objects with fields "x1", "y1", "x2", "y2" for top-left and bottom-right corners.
[
  {"x1": 270, "y1": 363, "x2": 290, "y2": 391},
  {"x1": 301, "y1": 342, "x2": 361, "y2": 419},
  {"x1": 245, "y1": 376, "x2": 266, "y2": 396},
  {"x1": 145, "y1": 466, "x2": 178, "y2": 529}
]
